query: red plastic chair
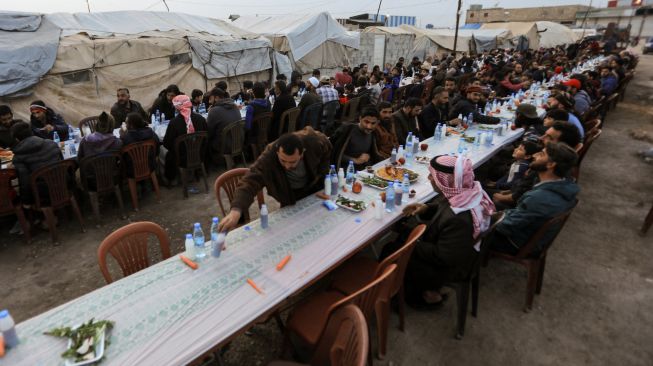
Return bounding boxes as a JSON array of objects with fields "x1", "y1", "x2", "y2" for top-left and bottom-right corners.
[
  {"x1": 121, "y1": 140, "x2": 161, "y2": 211},
  {"x1": 214, "y1": 168, "x2": 264, "y2": 224}
]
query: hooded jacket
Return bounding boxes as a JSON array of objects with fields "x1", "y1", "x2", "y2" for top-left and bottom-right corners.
[
  {"x1": 207, "y1": 98, "x2": 242, "y2": 155},
  {"x1": 497, "y1": 178, "x2": 579, "y2": 252},
  {"x1": 11, "y1": 136, "x2": 62, "y2": 203},
  {"x1": 78, "y1": 132, "x2": 123, "y2": 159},
  {"x1": 30, "y1": 110, "x2": 70, "y2": 140},
  {"x1": 573, "y1": 90, "x2": 592, "y2": 117}
]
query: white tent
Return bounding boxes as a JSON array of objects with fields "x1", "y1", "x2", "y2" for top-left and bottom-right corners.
[
  {"x1": 398, "y1": 25, "x2": 512, "y2": 57},
  {"x1": 360, "y1": 26, "x2": 416, "y2": 67},
  {"x1": 0, "y1": 11, "x2": 273, "y2": 124},
  {"x1": 232, "y1": 12, "x2": 360, "y2": 75},
  {"x1": 536, "y1": 21, "x2": 580, "y2": 48},
  {"x1": 481, "y1": 22, "x2": 541, "y2": 50}
]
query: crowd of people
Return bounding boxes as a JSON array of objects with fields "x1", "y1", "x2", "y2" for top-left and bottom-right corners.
[{"x1": 0, "y1": 39, "x2": 637, "y2": 309}]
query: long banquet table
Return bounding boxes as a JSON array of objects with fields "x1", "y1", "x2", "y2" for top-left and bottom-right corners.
[{"x1": 2, "y1": 122, "x2": 524, "y2": 366}]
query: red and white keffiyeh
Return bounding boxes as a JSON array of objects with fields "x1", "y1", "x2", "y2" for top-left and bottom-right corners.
[{"x1": 172, "y1": 95, "x2": 194, "y2": 133}]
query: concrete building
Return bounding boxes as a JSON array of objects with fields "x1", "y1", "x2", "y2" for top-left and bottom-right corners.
[
  {"x1": 465, "y1": 4, "x2": 591, "y2": 25},
  {"x1": 576, "y1": 6, "x2": 653, "y2": 38}
]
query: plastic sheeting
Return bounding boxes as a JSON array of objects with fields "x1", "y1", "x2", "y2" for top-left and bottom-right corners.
[
  {"x1": 536, "y1": 21, "x2": 580, "y2": 48},
  {"x1": 481, "y1": 22, "x2": 541, "y2": 49},
  {"x1": 232, "y1": 12, "x2": 359, "y2": 73},
  {"x1": 0, "y1": 14, "x2": 60, "y2": 97}
]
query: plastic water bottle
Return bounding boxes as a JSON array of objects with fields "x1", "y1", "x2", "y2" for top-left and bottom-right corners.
[
  {"x1": 184, "y1": 233, "x2": 195, "y2": 260},
  {"x1": 0, "y1": 309, "x2": 19, "y2": 348},
  {"x1": 412, "y1": 136, "x2": 419, "y2": 155},
  {"x1": 402, "y1": 173, "x2": 410, "y2": 204},
  {"x1": 324, "y1": 174, "x2": 332, "y2": 197},
  {"x1": 161, "y1": 113, "x2": 166, "y2": 123},
  {"x1": 67, "y1": 125, "x2": 74, "y2": 141},
  {"x1": 485, "y1": 131, "x2": 494, "y2": 146},
  {"x1": 405, "y1": 151, "x2": 412, "y2": 167},
  {"x1": 406, "y1": 132, "x2": 413, "y2": 147},
  {"x1": 155, "y1": 109, "x2": 161, "y2": 123},
  {"x1": 330, "y1": 173, "x2": 339, "y2": 199},
  {"x1": 345, "y1": 161, "x2": 355, "y2": 190},
  {"x1": 211, "y1": 232, "x2": 225, "y2": 258},
  {"x1": 151, "y1": 114, "x2": 157, "y2": 128},
  {"x1": 397, "y1": 145, "x2": 404, "y2": 160},
  {"x1": 53, "y1": 131, "x2": 60, "y2": 145},
  {"x1": 209, "y1": 217, "x2": 221, "y2": 257},
  {"x1": 440, "y1": 124, "x2": 447, "y2": 140},
  {"x1": 192, "y1": 223, "x2": 206, "y2": 260},
  {"x1": 435, "y1": 124, "x2": 441, "y2": 141},
  {"x1": 394, "y1": 179, "x2": 403, "y2": 206},
  {"x1": 457, "y1": 137, "x2": 465, "y2": 154},
  {"x1": 260, "y1": 204, "x2": 269, "y2": 229},
  {"x1": 338, "y1": 168, "x2": 345, "y2": 188},
  {"x1": 329, "y1": 164, "x2": 336, "y2": 177},
  {"x1": 390, "y1": 147, "x2": 397, "y2": 164},
  {"x1": 475, "y1": 132, "x2": 482, "y2": 147},
  {"x1": 385, "y1": 182, "x2": 395, "y2": 212}
]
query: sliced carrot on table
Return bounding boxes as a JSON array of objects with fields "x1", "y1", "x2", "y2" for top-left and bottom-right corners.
[
  {"x1": 276, "y1": 255, "x2": 292, "y2": 271},
  {"x1": 180, "y1": 255, "x2": 198, "y2": 270}
]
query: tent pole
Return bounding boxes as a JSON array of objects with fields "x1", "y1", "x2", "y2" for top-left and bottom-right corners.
[
  {"x1": 374, "y1": 0, "x2": 383, "y2": 24},
  {"x1": 453, "y1": 0, "x2": 462, "y2": 54}
]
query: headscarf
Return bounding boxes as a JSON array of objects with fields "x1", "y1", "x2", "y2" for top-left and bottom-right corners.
[
  {"x1": 172, "y1": 95, "x2": 194, "y2": 133},
  {"x1": 428, "y1": 155, "x2": 495, "y2": 245}
]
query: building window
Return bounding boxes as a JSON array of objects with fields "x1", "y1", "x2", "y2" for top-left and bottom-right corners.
[
  {"x1": 470, "y1": 13, "x2": 474, "y2": 18},
  {"x1": 484, "y1": 12, "x2": 488, "y2": 17}
]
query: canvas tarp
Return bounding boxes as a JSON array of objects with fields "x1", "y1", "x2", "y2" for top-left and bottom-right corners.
[
  {"x1": 0, "y1": 11, "x2": 274, "y2": 124},
  {"x1": 232, "y1": 12, "x2": 360, "y2": 73},
  {"x1": 361, "y1": 26, "x2": 415, "y2": 66},
  {"x1": 536, "y1": 21, "x2": 580, "y2": 48},
  {"x1": 0, "y1": 13, "x2": 60, "y2": 97},
  {"x1": 481, "y1": 22, "x2": 541, "y2": 49}
]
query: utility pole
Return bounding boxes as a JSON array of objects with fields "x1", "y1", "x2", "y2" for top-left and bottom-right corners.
[
  {"x1": 374, "y1": 0, "x2": 383, "y2": 24},
  {"x1": 453, "y1": 0, "x2": 462, "y2": 55},
  {"x1": 86, "y1": 0, "x2": 91, "y2": 13}
]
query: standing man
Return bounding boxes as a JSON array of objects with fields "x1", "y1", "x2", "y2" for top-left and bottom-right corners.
[
  {"x1": 111, "y1": 88, "x2": 148, "y2": 127},
  {"x1": 329, "y1": 106, "x2": 382, "y2": 170},
  {"x1": 217, "y1": 128, "x2": 332, "y2": 232},
  {"x1": 392, "y1": 97, "x2": 423, "y2": 145}
]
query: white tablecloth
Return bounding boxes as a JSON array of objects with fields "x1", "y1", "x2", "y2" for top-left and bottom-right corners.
[{"x1": 2, "y1": 127, "x2": 524, "y2": 366}]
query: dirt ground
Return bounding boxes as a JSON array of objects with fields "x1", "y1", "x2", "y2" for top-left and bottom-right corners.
[{"x1": 2, "y1": 54, "x2": 652, "y2": 366}]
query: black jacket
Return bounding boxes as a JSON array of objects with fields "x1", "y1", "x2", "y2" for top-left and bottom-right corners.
[
  {"x1": 392, "y1": 109, "x2": 420, "y2": 146},
  {"x1": 163, "y1": 113, "x2": 208, "y2": 180},
  {"x1": 329, "y1": 123, "x2": 381, "y2": 170},
  {"x1": 207, "y1": 99, "x2": 242, "y2": 156},
  {"x1": 111, "y1": 100, "x2": 148, "y2": 127},
  {"x1": 449, "y1": 97, "x2": 500, "y2": 125},
  {"x1": 270, "y1": 93, "x2": 296, "y2": 141},
  {"x1": 418, "y1": 102, "x2": 449, "y2": 139},
  {"x1": 30, "y1": 111, "x2": 70, "y2": 140},
  {"x1": 11, "y1": 136, "x2": 62, "y2": 204}
]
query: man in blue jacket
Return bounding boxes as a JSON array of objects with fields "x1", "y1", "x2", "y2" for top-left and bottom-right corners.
[
  {"x1": 599, "y1": 66, "x2": 618, "y2": 96},
  {"x1": 490, "y1": 142, "x2": 579, "y2": 255}
]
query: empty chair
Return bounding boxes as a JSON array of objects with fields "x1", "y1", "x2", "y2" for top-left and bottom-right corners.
[
  {"x1": 221, "y1": 120, "x2": 247, "y2": 170},
  {"x1": 214, "y1": 168, "x2": 264, "y2": 224},
  {"x1": 279, "y1": 107, "x2": 301, "y2": 137},
  {"x1": 329, "y1": 225, "x2": 426, "y2": 358},
  {"x1": 79, "y1": 151, "x2": 126, "y2": 221},
  {"x1": 30, "y1": 160, "x2": 85, "y2": 243},
  {"x1": 486, "y1": 202, "x2": 578, "y2": 312},
  {"x1": 97, "y1": 221, "x2": 171, "y2": 283},
  {"x1": 284, "y1": 264, "x2": 397, "y2": 362},
  {"x1": 250, "y1": 112, "x2": 273, "y2": 158},
  {"x1": 582, "y1": 119, "x2": 601, "y2": 138},
  {"x1": 78, "y1": 116, "x2": 100, "y2": 136},
  {"x1": 174, "y1": 132, "x2": 209, "y2": 198},
  {"x1": 121, "y1": 139, "x2": 161, "y2": 211},
  {"x1": 268, "y1": 304, "x2": 369, "y2": 366},
  {"x1": 0, "y1": 169, "x2": 30, "y2": 242}
]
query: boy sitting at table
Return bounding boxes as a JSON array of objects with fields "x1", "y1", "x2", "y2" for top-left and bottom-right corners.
[{"x1": 486, "y1": 139, "x2": 541, "y2": 191}]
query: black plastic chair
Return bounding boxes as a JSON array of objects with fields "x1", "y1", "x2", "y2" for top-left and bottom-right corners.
[
  {"x1": 302, "y1": 102, "x2": 323, "y2": 130},
  {"x1": 79, "y1": 151, "x2": 126, "y2": 221},
  {"x1": 175, "y1": 132, "x2": 209, "y2": 198},
  {"x1": 221, "y1": 120, "x2": 247, "y2": 170}
]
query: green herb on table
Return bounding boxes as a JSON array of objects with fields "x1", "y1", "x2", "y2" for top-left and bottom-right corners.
[
  {"x1": 360, "y1": 176, "x2": 388, "y2": 188},
  {"x1": 335, "y1": 195, "x2": 366, "y2": 211},
  {"x1": 45, "y1": 318, "x2": 114, "y2": 363}
]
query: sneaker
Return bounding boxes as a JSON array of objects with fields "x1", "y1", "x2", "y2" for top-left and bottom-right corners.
[{"x1": 9, "y1": 220, "x2": 22, "y2": 235}]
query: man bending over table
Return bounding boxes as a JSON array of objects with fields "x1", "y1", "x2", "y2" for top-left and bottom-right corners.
[{"x1": 218, "y1": 127, "x2": 332, "y2": 232}]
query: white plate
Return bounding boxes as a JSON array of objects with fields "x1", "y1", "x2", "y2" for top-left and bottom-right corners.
[
  {"x1": 64, "y1": 324, "x2": 107, "y2": 366},
  {"x1": 414, "y1": 156, "x2": 430, "y2": 164},
  {"x1": 335, "y1": 199, "x2": 366, "y2": 212}
]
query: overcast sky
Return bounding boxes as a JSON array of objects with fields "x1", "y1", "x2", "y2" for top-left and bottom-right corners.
[{"x1": 2, "y1": 0, "x2": 602, "y2": 27}]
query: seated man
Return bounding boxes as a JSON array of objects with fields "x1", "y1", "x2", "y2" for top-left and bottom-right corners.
[
  {"x1": 330, "y1": 105, "x2": 382, "y2": 170},
  {"x1": 513, "y1": 103, "x2": 546, "y2": 139},
  {"x1": 374, "y1": 102, "x2": 398, "y2": 159},
  {"x1": 163, "y1": 95, "x2": 208, "y2": 182},
  {"x1": 218, "y1": 128, "x2": 332, "y2": 232},
  {"x1": 149, "y1": 84, "x2": 180, "y2": 121},
  {"x1": 392, "y1": 97, "x2": 423, "y2": 145},
  {"x1": 111, "y1": 88, "x2": 148, "y2": 127},
  {"x1": 121, "y1": 112, "x2": 160, "y2": 177},
  {"x1": 489, "y1": 142, "x2": 579, "y2": 255},
  {"x1": 29, "y1": 100, "x2": 70, "y2": 140},
  {"x1": 244, "y1": 82, "x2": 271, "y2": 144},
  {"x1": 206, "y1": 88, "x2": 242, "y2": 166},
  {"x1": 398, "y1": 155, "x2": 494, "y2": 307},
  {"x1": 0, "y1": 105, "x2": 21, "y2": 148},
  {"x1": 297, "y1": 77, "x2": 321, "y2": 129},
  {"x1": 546, "y1": 93, "x2": 585, "y2": 139},
  {"x1": 418, "y1": 86, "x2": 462, "y2": 139},
  {"x1": 10, "y1": 122, "x2": 62, "y2": 205},
  {"x1": 449, "y1": 86, "x2": 500, "y2": 125},
  {"x1": 77, "y1": 112, "x2": 123, "y2": 160}
]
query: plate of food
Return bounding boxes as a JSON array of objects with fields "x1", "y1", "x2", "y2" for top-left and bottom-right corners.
[
  {"x1": 375, "y1": 165, "x2": 419, "y2": 182},
  {"x1": 335, "y1": 195, "x2": 366, "y2": 212},
  {"x1": 45, "y1": 319, "x2": 114, "y2": 366},
  {"x1": 414, "y1": 156, "x2": 430, "y2": 164},
  {"x1": 0, "y1": 149, "x2": 13, "y2": 163},
  {"x1": 360, "y1": 175, "x2": 389, "y2": 189}
]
